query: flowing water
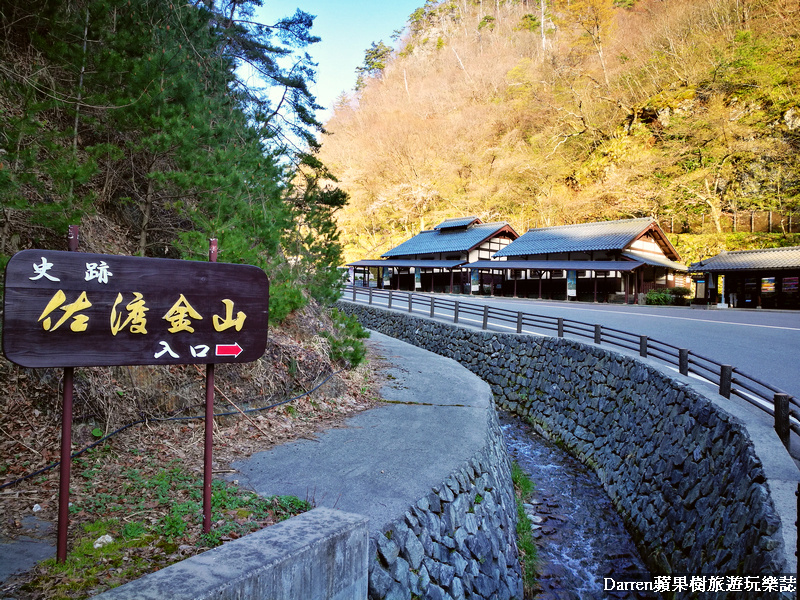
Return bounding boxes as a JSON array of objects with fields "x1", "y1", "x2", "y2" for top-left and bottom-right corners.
[{"x1": 499, "y1": 412, "x2": 661, "y2": 600}]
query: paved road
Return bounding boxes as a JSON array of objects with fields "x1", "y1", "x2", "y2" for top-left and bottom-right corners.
[
  {"x1": 472, "y1": 296, "x2": 800, "y2": 401},
  {"x1": 349, "y1": 289, "x2": 800, "y2": 403}
]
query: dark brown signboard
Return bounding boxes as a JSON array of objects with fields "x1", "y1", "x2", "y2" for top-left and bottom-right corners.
[{"x1": 3, "y1": 249, "x2": 269, "y2": 368}]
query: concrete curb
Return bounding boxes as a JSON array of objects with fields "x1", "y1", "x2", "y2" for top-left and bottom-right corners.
[{"x1": 91, "y1": 507, "x2": 369, "y2": 600}]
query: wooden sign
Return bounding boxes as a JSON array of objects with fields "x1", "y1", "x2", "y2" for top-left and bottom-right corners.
[{"x1": 3, "y1": 249, "x2": 269, "y2": 368}]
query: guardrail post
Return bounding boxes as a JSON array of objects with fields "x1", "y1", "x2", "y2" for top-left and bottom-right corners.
[
  {"x1": 639, "y1": 335, "x2": 648, "y2": 358},
  {"x1": 352, "y1": 286, "x2": 356, "y2": 301},
  {"x1": 516, "y1": 312, "x2": 523, "y2": 334},
  {"x1": 679, "y1": 349, "x2": 689, "y2": 376},
  {"x1": 454, "y1": 301, "x2": 460, "y2": 324},
  {"x1": 594, "y1": 324, "x2": 602, "y2": 345},
  {"x1": 557, "y1": 318, "x2": 564, "y2": 338},
  {"x1": 775, "y1": 393, "x2": 790, "y2": 449},
  {"x1": 482, "y1": 305, "x2": 489, "y2": 330},
  {"x1": 430, "y1": 297, "x2": 435, "y2": 318},
  {"x1": 719, "y1": 365, "x2": 733, "y2": 399},
  {"x1": 368, "y1": 288, "x2": 373, "y2": 305},
  {"x1": 388, "y1": 290, "x2": 393, "y2": 309},
  {"x1": 408, "y1": 294, "x2": 413, "y2": 313}
]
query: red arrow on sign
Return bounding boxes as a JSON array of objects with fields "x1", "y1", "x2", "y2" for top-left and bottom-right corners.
[{"x1": 216, "y1": 343, "x2": 243, "y2": 357}]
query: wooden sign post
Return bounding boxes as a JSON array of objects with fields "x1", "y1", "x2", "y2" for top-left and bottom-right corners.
[{"x1": 2, "y1": 235, "x2": 269, "y2": 560}]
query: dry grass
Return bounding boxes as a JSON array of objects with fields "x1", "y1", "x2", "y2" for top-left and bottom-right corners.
[{"x1": 0, "y1": 307, "x2": 383, "y2": 598}]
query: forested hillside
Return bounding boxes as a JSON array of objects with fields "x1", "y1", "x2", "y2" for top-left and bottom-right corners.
[
  {"x1": 320, "y1": 0, "x2": 800, "y2": 264},
  {"x1": 0, "y1": 0, "x2": 345, "y2": 320}
]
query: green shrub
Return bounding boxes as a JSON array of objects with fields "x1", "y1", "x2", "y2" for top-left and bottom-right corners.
[
  {"x1": 668, "y1": 286, "x2": 692, "y2": 306},
  {"x1": 670, "y1": 286, "x2": 691, "y2": 297},
  {"x1": 645, "y1": 289, "x2": 672, "y2": 305},
  {"x1": 322, "y1": 308, "x2": 369, "y2": 368}
]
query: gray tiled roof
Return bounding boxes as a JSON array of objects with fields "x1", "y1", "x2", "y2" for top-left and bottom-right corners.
[
  {"x1": 348, "y1": 259, "x2": 465, "y2": 269},
  {"x1": 621, "y1": 250, "x2": 688, "y2": 272},
  {"x1": 434, "y1": 216, "x2": 481, "y2": 230},
  {"x1": 689, "y1": 246, "x2": 800, "y2": 272},
  {"x1": 382, "y1": 222, "x2": 512, "y2": 258},
  {"x1": 495, "y1": 218, "x2": 656, "y2": 258},
  {"x1": 467, "y1": 259, "x2": 643, "y2": 272}
]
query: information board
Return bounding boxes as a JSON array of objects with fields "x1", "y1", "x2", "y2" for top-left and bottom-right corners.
[
  {"x1": 3, "y1": 249, "x2": 269, "y2": 368},
  {"x1": 567, "y1": 270, "x2": 577, "y2": 297}
]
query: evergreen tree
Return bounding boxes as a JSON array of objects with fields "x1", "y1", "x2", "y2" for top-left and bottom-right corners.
[{"x1": 0, "y1": 0, "x2": 347, "y2": 321}]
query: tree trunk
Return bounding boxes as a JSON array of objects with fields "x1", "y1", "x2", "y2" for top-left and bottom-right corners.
[
  {"x1": 541, "y1": 0, "x2": 547, "y2": 51},
  {"x1": 139, "y1": 175, "x2": 154, "y2": 257},
  {"x1": 69, "y1": 7, "x2": 90, "y2": 200}
]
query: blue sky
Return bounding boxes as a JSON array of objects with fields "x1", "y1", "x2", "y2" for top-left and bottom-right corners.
[{"x1": 256, "y1": 1, "x2": 423, "y2": 121}]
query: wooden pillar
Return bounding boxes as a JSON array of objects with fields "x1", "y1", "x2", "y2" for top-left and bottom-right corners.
[
  {"x1": 593, "y1": 272, "x2": 598, "y2": 303},
  {"x1": 449, "y1": 269, "x2": 454, "y2": 293},
  {"x1": 625, "y1": 272, "x2": 630, "y2": 304},
  {"x1": 538, "y1": 272, "x2": 542, "y2": 299}
]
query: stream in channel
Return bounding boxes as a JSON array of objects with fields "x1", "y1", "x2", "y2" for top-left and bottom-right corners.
[{"x1": 499, "y1": 411, "x2": 661, "y2": 600}]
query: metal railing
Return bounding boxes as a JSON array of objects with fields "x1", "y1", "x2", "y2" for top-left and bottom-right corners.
[{"x1": 348, "y1": 285, "x2": 800, "y2": 450}]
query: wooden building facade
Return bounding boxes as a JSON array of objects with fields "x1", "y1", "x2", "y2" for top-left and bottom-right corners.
[
  {"x1": 688, "y1": 246, "x2": 800, "y2": 310},
  {"x1": 348, "y1": 217, "x2": 519, "y2": 293},
  {"x1": 472, "y1": 218, "x2": 689, "y2": 303}
]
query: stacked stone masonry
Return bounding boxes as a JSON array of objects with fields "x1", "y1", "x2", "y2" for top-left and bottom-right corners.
[
  {"x1": 369, "y1": 410, "x2": 523, "y2": 600},
  {"x1": 337, "y1": 301, "x2": 790, "y2": 600}
]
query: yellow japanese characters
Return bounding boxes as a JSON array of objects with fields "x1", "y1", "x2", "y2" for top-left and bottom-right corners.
[{"x1": 38, "y1": 290, "x2": 247, "y2": 336}]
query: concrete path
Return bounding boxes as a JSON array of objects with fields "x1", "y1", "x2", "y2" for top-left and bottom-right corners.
[
  {"x1": 231, "y1": 330, "x2": 493, "y2": 535},
  {"x1": 0, "y1": 331, "x2": 491, "y2": 583},
  {"x1": 0, "y1": 516, "x2": 55, "y2": 584}
]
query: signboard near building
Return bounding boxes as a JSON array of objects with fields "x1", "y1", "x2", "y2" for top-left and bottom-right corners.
[
  {"x1": 3, "y1": 249, "x2": 269, "y2": 368},
  {"x1": 567, "y1": 270, "x2": 577, "y2": 298},
  {"x1": 470, "y1": 269, "x2": 480, "y2": 294}
]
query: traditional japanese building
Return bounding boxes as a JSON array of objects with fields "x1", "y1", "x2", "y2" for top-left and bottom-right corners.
[
  {"x1": 688, "y1": 246, "x2": 800, "y2": 309},
  {"x1": 470, "y1": 217, "x2": 688, "y2": 302},
  {"x1": 347, "y1": 217, "x2": 518, "y2": 293}
]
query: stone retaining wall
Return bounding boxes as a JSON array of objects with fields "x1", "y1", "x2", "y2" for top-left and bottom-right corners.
[
  {"x1": 338, "y1": 301, "x2": 791, "y2": 598},
  {"x1": 369, "y1": 409, "x2": 523, "y2": 600}
]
